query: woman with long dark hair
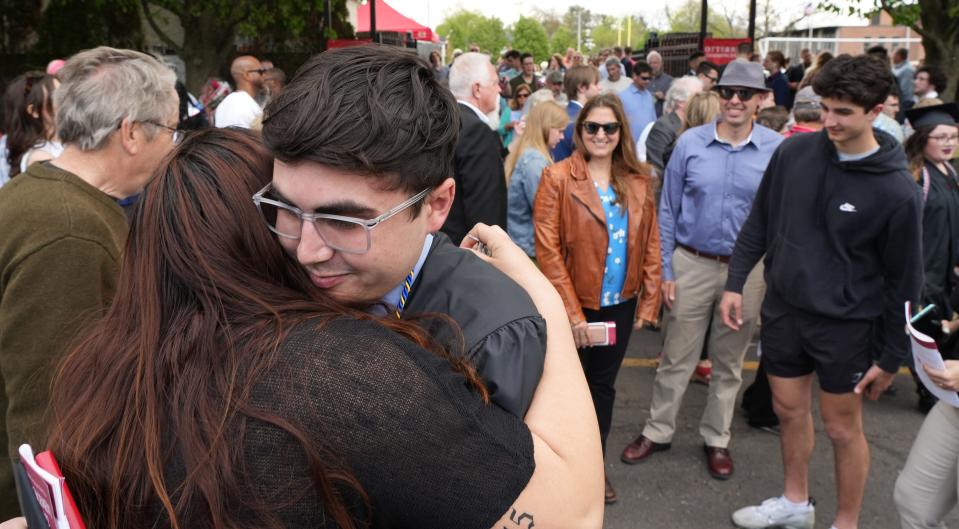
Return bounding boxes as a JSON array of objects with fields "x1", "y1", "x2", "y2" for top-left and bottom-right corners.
[
  {"x1": 534, "y1": 92, "x2": 661, "y2": 504},
  {"x1": 45, "y1": 128, "x2": 603, "y2": 529},
  {"x1": 2, "y1": 71, "x2": 61, "y2": 177}
]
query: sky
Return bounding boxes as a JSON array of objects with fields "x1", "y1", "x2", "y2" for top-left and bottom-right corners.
[{"x1": 385, "y1": 0, "x2": 868, "y2": 33}]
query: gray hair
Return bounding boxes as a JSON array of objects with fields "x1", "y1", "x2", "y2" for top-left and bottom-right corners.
[
  {"x1": 793, "y1": 106, "x2": 822, "y2": 124},
  {"x1": 605, "y1": 57, "x2": 621, "y2": 69},
  {"x1": 54, "y1": 46, "x2": 178, "y2": 151},
  {"x1": 664, "y1": 76, "x2": 703, "y2": 113},
  {"x1": 646, "y1": 50, "x2": 662, "y2": 62},
  {"x1": 449, "y1": 52, "x2": 494, "y2": 99}
]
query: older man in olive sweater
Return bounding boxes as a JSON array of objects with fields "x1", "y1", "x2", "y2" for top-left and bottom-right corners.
[{"x1": 0, "y1": 47, "x2": 178, "y2": 518}]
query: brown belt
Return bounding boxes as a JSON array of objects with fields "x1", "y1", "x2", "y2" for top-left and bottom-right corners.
[{"x1": 678, "y1": 243, "x2": 730, "y2": 264}]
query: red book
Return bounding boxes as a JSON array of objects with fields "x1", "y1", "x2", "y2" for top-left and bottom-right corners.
[{"x1": 34, "y1": 451, "x2": 86, "y2": 529}]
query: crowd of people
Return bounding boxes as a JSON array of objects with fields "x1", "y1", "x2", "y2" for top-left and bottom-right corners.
[{"x1": 0, "y1": 35, "x2": 956, "y2": 529}]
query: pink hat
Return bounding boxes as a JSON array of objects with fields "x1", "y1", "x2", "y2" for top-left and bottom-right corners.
[{"x1": 46, "y1": 59, "x2": 66, "y2": 76}]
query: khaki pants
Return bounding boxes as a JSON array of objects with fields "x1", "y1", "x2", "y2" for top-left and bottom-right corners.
[
  {"x1": 643, "y1": 247, "x2": 765, "y2": 448},
  {"x1": 895, "y1": 401, "x2": 959, "y2": 529}
]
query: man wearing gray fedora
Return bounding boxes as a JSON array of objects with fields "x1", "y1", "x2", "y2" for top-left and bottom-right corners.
[{"x1": 621, "y1": 60, "x2": 783, "y2": 480}]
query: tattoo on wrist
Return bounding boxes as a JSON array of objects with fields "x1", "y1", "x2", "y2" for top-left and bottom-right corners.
[{"x1": 504, "y1": 507, "x2": 535, "y2": 529}]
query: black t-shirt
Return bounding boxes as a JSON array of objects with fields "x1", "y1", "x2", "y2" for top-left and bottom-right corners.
[{"x1": 241, "y1": 317, "x2": 535, "y2": 528}]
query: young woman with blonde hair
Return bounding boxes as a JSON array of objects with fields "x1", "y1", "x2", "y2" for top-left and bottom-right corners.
[{"x1": 506, "y1": 100, "x2": 568, "y2": 257}]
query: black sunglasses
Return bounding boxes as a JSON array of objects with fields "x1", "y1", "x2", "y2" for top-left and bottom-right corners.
[
  {"x1": 716, "y1": 87, "x2": 760, "y2": 101},
  {"x1": 582, "y1": 121, "x2": 621, "y2": 135},
  {"x1": 639, "y1": 75, "x2": 652, "y2": 81}
]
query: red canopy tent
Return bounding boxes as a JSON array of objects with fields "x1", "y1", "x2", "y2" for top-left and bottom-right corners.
[{"x1": 356, "y1": 0, "x2": 436, "y2": 42}]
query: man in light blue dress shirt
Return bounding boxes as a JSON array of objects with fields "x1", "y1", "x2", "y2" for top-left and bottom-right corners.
[
  {"x1": 621, "y1": 60, "x2": 783, "y2": 482},
  {"x1": 618, "y1": 61, "x2": 657, "y2": 144}
]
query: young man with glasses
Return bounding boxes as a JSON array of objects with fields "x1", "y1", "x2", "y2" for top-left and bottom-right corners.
[
  {"x1": 215, "y1": 55, "x2": 265, "y2": 129},
  {"x1": 621, "y1": 60, "x2": 783, "y2": 481},
  {"x1": 619, "y1": 61, "x2": 657, "y2": 143},
  {"x1": 722, "y1": 54, "x2": 922, "y2": 529},
  {"x1": 259, "y1": 45, "x2": 545, "y2": 419},
  {"x1": 510, "y1": 52, "x2": 542, "y2": 95}
]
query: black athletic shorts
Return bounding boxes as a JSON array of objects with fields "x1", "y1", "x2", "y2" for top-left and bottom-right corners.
[{"x1": 760, "y1": 290, "x2": 874, "y2": 394}]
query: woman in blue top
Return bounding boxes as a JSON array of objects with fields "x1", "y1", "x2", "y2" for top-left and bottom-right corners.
[
  {"x1": 498, "y1": 83, "x2": 531, "y2": 147},
  {"x1": 505, "y1": 100, "x2": 568, "y2": 257},
  {"x1": 534, "y1": 93, "x2": 662, "y2": 505}
]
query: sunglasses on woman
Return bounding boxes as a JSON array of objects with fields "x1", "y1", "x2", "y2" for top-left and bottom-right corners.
[{"x1": 582, "y1": 121, "x2": 621, "y2": 135}]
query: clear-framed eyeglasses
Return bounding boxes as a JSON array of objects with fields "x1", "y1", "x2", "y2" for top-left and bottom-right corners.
[
  {"x1": 143, "y1": 120, "x2": 184, "y2": 145},
  {"x1": 252, "y1": 183, "x2": 431, "y2": 254}
]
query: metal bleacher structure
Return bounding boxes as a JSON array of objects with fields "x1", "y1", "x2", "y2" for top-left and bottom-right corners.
[{"x1": 637, "y1": 32, "x2": 709, "y2": 78}]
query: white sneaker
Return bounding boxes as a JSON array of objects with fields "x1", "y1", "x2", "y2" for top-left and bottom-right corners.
[{"x1": 731, "y1": 496, "x2": 815, "y2": 529}]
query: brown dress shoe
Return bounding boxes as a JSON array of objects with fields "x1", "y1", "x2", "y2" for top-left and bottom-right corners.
[
  {"x1": 620, "y1": 435, "x2": 671, "y2": 464},
  {"x1": 604, "y1": 476, "x2": 618, "y2": 504},
  {"x1": 704, "y1": 445, "x2": 734, "y2": 480}
]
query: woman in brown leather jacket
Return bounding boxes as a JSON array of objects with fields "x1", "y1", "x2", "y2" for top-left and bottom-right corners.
[{"x1": 533, "y1": 92, "x2": 662, "y2": 504}]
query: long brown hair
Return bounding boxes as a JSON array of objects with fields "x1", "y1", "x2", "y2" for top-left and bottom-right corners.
[
  {"x1": 3, "y1": 71, "x2": 57, "y2": 176},
  {"x1": 904, "y1": 125, "x2": 936, "y2": 180},
  {"x1": 47, "y1": 128, "x2": 485, "y2": 529},
  {"x1": 573, "y1": 92, "x2": 651, "y2": 211}
]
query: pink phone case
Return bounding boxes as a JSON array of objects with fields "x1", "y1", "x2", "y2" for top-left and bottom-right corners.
[{"x1": 586, "y1": 321, "x2": 617, "y2": 347}]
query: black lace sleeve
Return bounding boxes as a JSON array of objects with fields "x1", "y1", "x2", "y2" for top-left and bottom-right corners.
[{"x1": 245, "y1": 317, "x2": 535, "y2": 529}]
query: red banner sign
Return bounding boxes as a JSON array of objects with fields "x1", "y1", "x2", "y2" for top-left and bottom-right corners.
[{"x1": 704, "y1": 38, "x2": 752, "y2": 65}]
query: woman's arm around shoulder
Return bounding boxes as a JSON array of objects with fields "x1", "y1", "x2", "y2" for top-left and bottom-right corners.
[{"x1": 464, "y1": 225, "x2": 604, "y2": 529}]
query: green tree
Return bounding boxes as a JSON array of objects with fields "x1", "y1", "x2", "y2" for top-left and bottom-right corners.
[
  {"x1": 530, "y1": 7, "x2": 562, "y2": 36},
  {"x1": 1, "y1": 0, "x2": 42, "y2": 54},
  {"x1": 590, "y1": 15, "x2": 649, "y2": 51},
  {"x1": 819, "y1": 0, "x2": 958, "y2": 102},
  {"x1": 549, "y1": 26, "x2": 576, "y2": 55},
  {"x1": 666, "y1": 0, "x2": 745, "y2": 37},
  {"x1": 33, "y1": 0, "x2": 142, "y2": 58},
  {"x1": 511, "y1": 16, "x2": 549, "y2": 61},
  {"x1": 436, "y1": 9, "x2": 507, "y2": 58},
  {"x1": 142, "y1": 0, "x2": 352, "y2": 93}
]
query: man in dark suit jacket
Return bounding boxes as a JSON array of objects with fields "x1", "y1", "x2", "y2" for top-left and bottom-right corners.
[{"x1": 443, "y1": 52, "x2": 508, "y2": 245}]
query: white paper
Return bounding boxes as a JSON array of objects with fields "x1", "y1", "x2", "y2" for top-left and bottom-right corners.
[
  {"x1": 905, "y1": 302, "x2": 959, "y2": 407},
  {"x1": 18, "y1": 444, "x2": 70, "y2": 529}
]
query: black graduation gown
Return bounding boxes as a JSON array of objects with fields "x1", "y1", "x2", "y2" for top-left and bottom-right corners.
[{"x1": 920, "y1": 160, "x2": 959, "y2": 321}]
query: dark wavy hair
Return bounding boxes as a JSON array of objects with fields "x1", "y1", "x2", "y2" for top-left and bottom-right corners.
[
  {"x1": 812, "y1": 54, "x2": 893, "y2": 111},
  {"x1": 916, "y1": 65, "x2": 947, "y2": 93},
  {"x1": 48, "y1": 128, "x2": 486, "y2": 529},
  {"x1": 904, "y1": 125, "x2": 938, "y2": 180},
  {"x1": 261, "y1": 45, "x2": 459, "y2": 212},
  {"x1": 3, "y1": 71, "x2": 57, "y2": 176},
  {"x1": 572, "y1": 92, "x2": 652, "y2": 212}
]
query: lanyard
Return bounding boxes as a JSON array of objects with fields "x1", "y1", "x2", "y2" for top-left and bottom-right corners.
[{"x1": 394, "y1": 268, "x2": 415, "y2": 319}]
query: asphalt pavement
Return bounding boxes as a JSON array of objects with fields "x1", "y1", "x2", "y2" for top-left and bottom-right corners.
[{"x1": 601, "y1": 327, "x2": 957, "y2": 529}]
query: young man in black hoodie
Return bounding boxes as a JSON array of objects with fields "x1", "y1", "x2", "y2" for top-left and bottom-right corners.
[{"x1": 721, "y1": 55, "x2": 922, "y2": 529}]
